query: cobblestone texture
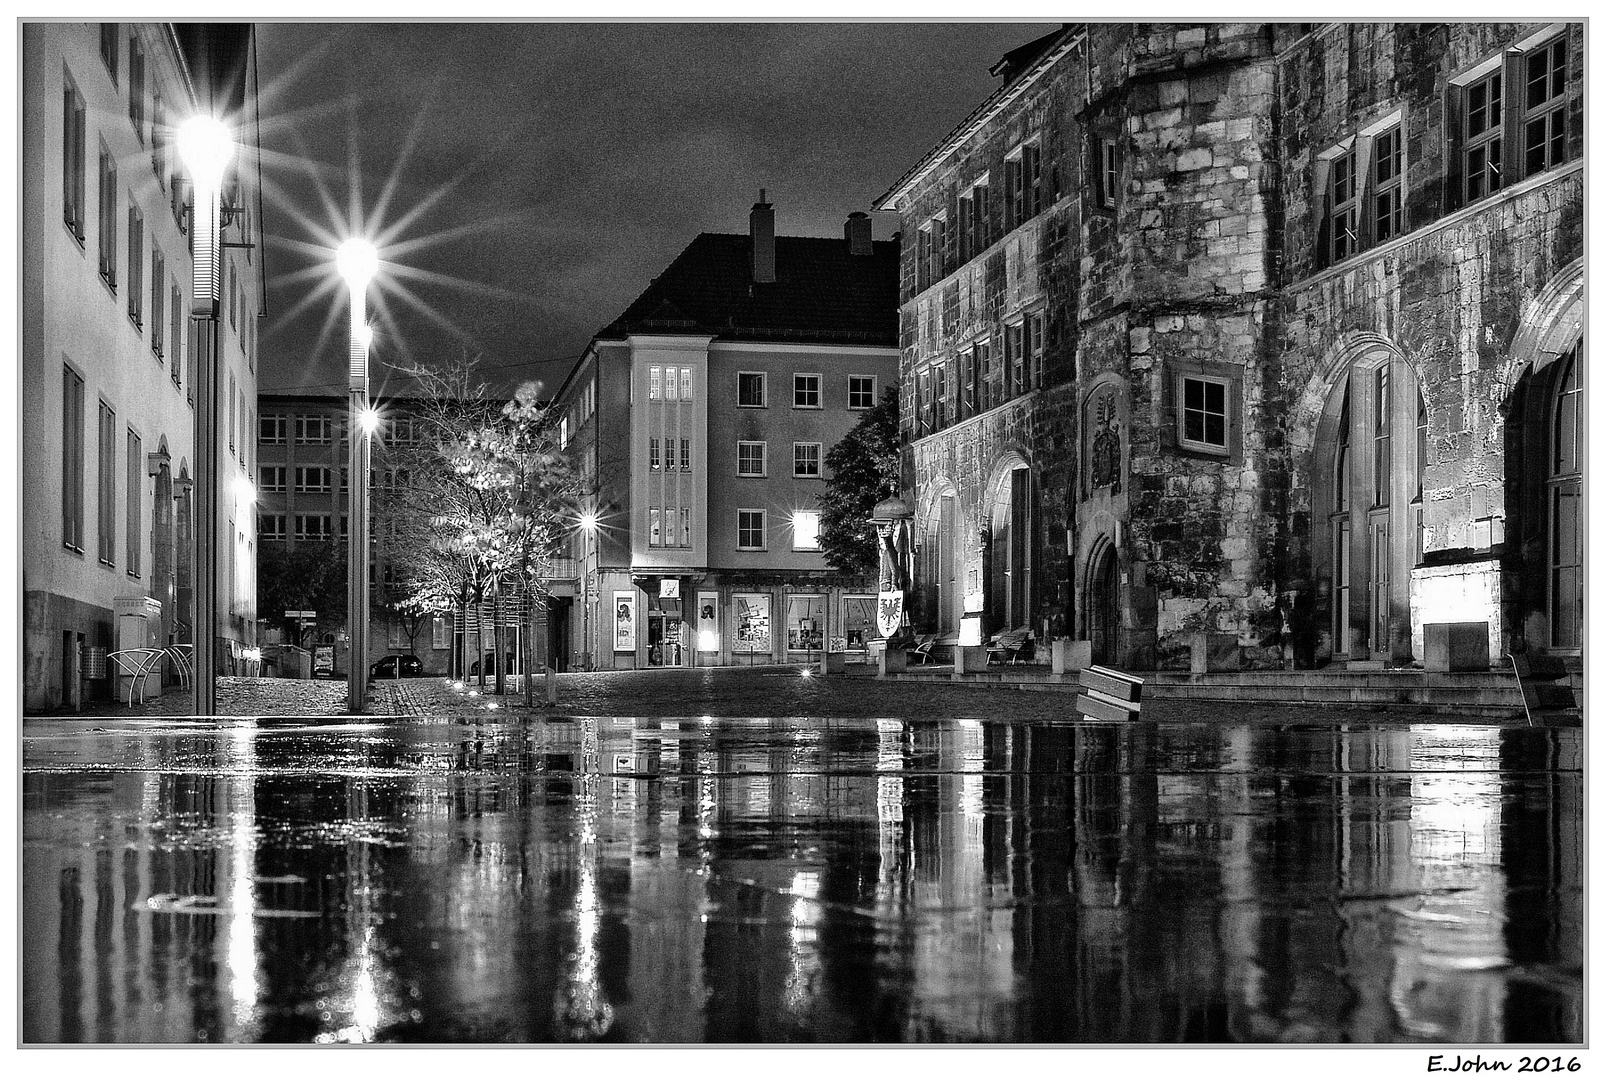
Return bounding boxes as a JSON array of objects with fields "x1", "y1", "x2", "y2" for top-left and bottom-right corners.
[{"x1": 54, "y1": 666, "x2": 1537, "y2": 727}]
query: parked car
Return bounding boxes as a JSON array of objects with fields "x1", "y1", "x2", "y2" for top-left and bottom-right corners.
[
  {"x1": 370, "y1": 654, "x2": 425, "y2": 679},
  {"x1": 468, "y1": 652, "x2": 517, "y2": 677}
]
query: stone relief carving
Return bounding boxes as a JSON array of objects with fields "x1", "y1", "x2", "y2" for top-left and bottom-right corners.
[{"x1": 1088, "y1": 386, "x2": 1121, "y2": 494}]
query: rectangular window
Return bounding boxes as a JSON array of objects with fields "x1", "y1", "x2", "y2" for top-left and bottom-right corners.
[
  {"x1": 1328, "y1": 146, "x2": 1359, "y2": 263},
  {"x1": 737, "y1": 441, "x2": 766, "y2": 476},
  {"x1": 294, "y1": 514, "x2": 331, "y2": 542},
  {"x1": 738, "y1": 371, "x2": 766, "y2": 407},
  {"x1": 1373, "y1": 364, "x2": 1392, "y2": 507},
  {"x1": 1096, "y1": 137, "x2": 1118, "y2": 209},
  {"x1": 100, "y1": 24, "x2": 118, "y2": 84},
  {"x1": 126, "y1": 204, "x2": 144, "y2": 326},
  {"x1": 679, "y1": 437, "x2": 691, "y2": 470},
  {"x1": 1004, "y1": 152, "x2": 1022, "y2": 230},
  {"x1": 917, "y1": 368, "x2": 933, "y2": 436},
  {"x1": 98, "y1": 146, "x2": 117, "y2": 287},
  {"x1": 259, "y1": 466, "x2": 286, "y2": 492},
  {"x1": 228, "y1": 263, "x2": 237, "y2": 330},
  {"x1": 738, "y1": 509, "x2": 766, "y2": 550},
  {"x1": 63, "y1": 366, "x2": 85, "y2": 550},
  {"x1": 63, "y1": 76, "x2": 86, "y2": 241},
  {"x1": 1523, "y1": 37, "x2": 1569, "y2": 177},
  {"x1": 664, "y1": 365, "x2": 678, "y2": 399},
  {"x1": 170, "y1": 283, "x2": 183, "y2": 383},
  {"x1": 977, "y1": 339, "x2": 993, "y2": 411},
  {"x1": 936, "y1": 359, "x2": 952, "y2": 426},
  {"x1": 649, "y1": 507, "x2": 662, "y2": 547},
  {"x1": 149, "y1": 246, "x2": 165, "y2": 357},
  {"x1": 295, "y1": 467, "x2": 332, "y2": 493},
  {"x1": 649, "y1": 366, "x2": 662, "y2": 400},
  {"x1": 125, "y1": 429, "x2": 142, "y2": 577},
  {"x1": 959, "y1": 349, "x2": 975, "y2": 418},
  {"x1": 127, "y1": 33, "x2": 145, "y2": 141},
  {"x1": 793, "y1": 373, "x2": 821, "y2": 408},
  {"x1": 1023, "y1": 142, "x2": 1042, "y2": 217},
  {"x1": 650, "y1": 437, "x2": 660, "y2": 470},
  {"x1": 1463, "y1": 68, "x2": 1503, "y2": 203},
  {"x1": 228, "y1": 373, "x2": 237, "y2": 454},
  {"x1": 258, "y1": 513, "x2": 286, "y2": 542},
  {"x1": 848, "y1": 375, "x2": 876, "y2": 410},
  {"x1": 792, "y1": 510, "x2": 821, "y2": 551},
  {"x1": 1028, "y1": 311, "x2": 1046, "y2": 389},
  {"x1": 1372, "y1": 125, "x2": 1404, "y2": 243},
  {"x1": 151, "y1": 92, "x2": 166, "y2": 186},
  {"x1": 680, "y1": 508, "x2": 691, "y2": 547},
  {"x1": 680, "y1": 367, "x2": 693, "y2": 401},
  {"x1": 295, "y1": 415, "x2": 331, "y2": 443},
  {"x1": 260, "y1": 414, "x2": 287, "y2": 443},
  {"x1": 97, "y1": 400, "x2": 116, "y2": 565},
  {"x1": 1006, "y1": 322, "x2": 1024, "y2": 399},
  {"x1": 1178, "y1": 375, "x2": 1230, "y2": 455},
  {"x1": 793, "y1": 442, "x2": 822, "y2": 478}
]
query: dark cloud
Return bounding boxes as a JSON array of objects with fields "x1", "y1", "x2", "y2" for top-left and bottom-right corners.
[{"x1": 254, "y1": 21, "x2": 1057, "y2": 396}]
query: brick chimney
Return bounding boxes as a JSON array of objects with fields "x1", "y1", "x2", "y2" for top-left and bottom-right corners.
[
  {"x1": 750, "y1": 189, "x2": 775, "y2": 284},
  {"x1": 844, "y1": 211, "x2": 873, "y2": 256}
]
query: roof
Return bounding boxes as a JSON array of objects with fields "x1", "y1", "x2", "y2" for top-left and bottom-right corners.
[
  {"x1": 594, "y1": 232, "x2": 900, "y2": 348},
  {"x1": 874, "y1": 25, "x2": 1081, "y2": 212}
]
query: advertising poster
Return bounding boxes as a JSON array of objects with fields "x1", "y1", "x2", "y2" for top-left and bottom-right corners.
[
  {"x1": 614, "y1": 591, "x2": 637, "y2": 652},
  {"x1": 733, "y1": 593, "x2": 771, "y2": 653},
  {"x1": 697, "y1": 591, "x2": 720, "y2": 651}
]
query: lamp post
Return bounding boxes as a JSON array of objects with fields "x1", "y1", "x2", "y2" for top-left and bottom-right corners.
[
  {"x1": 578, "y1": 511, "x2": 599, "y2": 672},
  {"x1": 177, "y1": 115, "x2": 234, "y2": 716},
  {"x1": 338, "y1": 238, "x2": 379, "y2": 713}
]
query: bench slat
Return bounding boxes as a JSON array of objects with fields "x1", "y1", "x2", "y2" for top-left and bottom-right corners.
[
  {"x1": 1075, "y1": 693, "x2": 1139, "y2": 722},
  {"x1": 1079, "y1": 667, "x2": 1142, "y2": 701}
]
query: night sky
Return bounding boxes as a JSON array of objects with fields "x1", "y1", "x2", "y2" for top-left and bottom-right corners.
[{"x1": 252, "y1": 21, "x2": 1058, "y2": 398}]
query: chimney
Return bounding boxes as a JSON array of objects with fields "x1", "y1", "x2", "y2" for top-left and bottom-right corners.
[
  {"x1": 844, "y1": 211, "x2": 873, "y2": 256},
  {"x1": 750, "y1": 189, "x2": 775, "y2": 284}
]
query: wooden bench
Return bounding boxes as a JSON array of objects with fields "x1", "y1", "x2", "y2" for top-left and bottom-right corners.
[
  {"x1": 986, "y1": 628, "x2": 1033, "y2": 665},
  {"x1": 909, "y1": 634, "x2": 938, "y2": 664},
  {"x1": 1075, "y1": 665, "x2": 1143, "y2": 721}
]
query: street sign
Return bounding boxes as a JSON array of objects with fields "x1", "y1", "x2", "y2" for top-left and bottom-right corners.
[{"x1": 285, "y1": 609, "x2": 317, "y2": 619}]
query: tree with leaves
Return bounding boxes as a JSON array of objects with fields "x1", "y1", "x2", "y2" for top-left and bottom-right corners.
[
  {"x1": 817, "y1": 385, "x2": 902, "y2": 575},
  {"x1": 257, "y1": 540, "x2": 347, "y2": 650}
]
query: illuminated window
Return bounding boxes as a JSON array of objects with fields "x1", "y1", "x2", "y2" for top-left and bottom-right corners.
[
  {"x1": 793, "y1": 442, "x2": 822, "y2": 478},
  {"x1": 649, "y1": 437, "x2": 660, "y2": 470},
  {"x1": 649, "y1": 366, "x2": 661, "y2": 400},
  {"x1": 664, "y1": 365, "x2": 678, "y2": 400},
  {"x1": 792, "y1": 510, "x2": 821, "y2": 551},
  {"x1": 679, "y1": 437, "x2": 691, "y2": 470}
]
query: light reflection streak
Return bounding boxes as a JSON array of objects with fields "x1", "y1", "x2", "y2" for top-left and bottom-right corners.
[
  {"x1": 224, "y1": 724, "x2": 259, "y2": 1039},
  {"x1": 785, "y1": 870, "x2": 822, "y2": 1015}
]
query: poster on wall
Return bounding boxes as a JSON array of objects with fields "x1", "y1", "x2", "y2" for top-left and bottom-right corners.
[
  {"x1": 733, "y1": 593, "x2": 771, "y2": 653},
  {"x1": 614, "y1": 591, "x2": 637, "y2": 652},
  {"x1": 697, "y1": 591, "x2": 720, "y2": 651}
]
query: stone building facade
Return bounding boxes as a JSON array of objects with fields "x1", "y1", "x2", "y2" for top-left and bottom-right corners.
[{"x1": 877, "y1": 22, "x2": 1583, "y2": 671}]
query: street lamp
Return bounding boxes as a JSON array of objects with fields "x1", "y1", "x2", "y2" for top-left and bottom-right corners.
[
  {"x1": 338, "y1": 238, "x2": 379, "y2": 713},
  {"x1": 578, "y1": 511, "x2": 599, "y2": 672},
  {"x1": 177, "y1": 115, "x2": 235, "y2": 716}
]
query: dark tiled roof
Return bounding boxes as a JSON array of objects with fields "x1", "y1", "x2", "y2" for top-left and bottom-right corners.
[{"x1": 596, "y1": 233, "x2": 899, "y2": 347}]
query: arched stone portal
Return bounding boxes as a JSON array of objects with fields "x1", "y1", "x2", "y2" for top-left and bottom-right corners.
[
  {"x1": 1087, "y1": 536, "x2": 1119, "y2": 667},
  {"x1": 983, "y1": 452, "x2": 1032, "y2": 636}
]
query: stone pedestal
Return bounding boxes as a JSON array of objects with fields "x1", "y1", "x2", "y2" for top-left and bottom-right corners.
[
  {"x1": 952, "y1": 645, "x2": 988, "y2": 675},
  {"x1": 878, "y1": 647, "x2": 906, "y2": 675},
  {"x1": 1190, "y1": 632, "x2": 1241, "y2": 674},
  {"x1": 1052, "y1": 639, "x2": 1093, "y2": 675},
  {"x1": 1423, "y1": 622, "x2": 1491, "y2": 672},
  {"x1": 819, "y1": 651, "x2": 846, "y2": 675}
]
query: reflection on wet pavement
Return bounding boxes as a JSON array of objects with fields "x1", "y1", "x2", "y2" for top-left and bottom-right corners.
[{"x1": 22, "y1": 715, "x2": 1581, "y2": 1043}]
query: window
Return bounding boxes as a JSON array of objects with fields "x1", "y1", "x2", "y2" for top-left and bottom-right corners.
[
  {"x1": 295, "y1": 467, "x2": 332, "y2": 493},
  {"x1": 389, "y1": 416, "x2": 413, "y2": 444},
  {"x1": 260, "y1": 414, "x2": 287, "y2": 443},
  {"x1": 793, "y1": 442, "x2": 822, "y2": 478},
  {"x1": 679, "y1": 437, "x2": 691, "y2": 471},
  {"x1": 1177, "y1": 375, "x2": 1231, "y2": 455},
  {"x1": 1318, "y1": 118, "x2": 1405, "y2": 266},
  {"x1": 848, "y1": 375, "x2": 875, "y2": 410},
  {"x1": 125, "y1": 429, "x2": 142, "y2": 577},
  {"x1": 1095, "y1": 136, "x2": 1119, "y2": 209},
  {"x1": 228, "y1": 373, "x2": 237, "y2": 454},
  {"x1": 918, "y1": 215, "x2": 947, "y2": 290},
  {"x1": 664, "y1": 507, "x2": 677, "y2": 547},
  {"x1": 680, "y1": 508, "x2": 691, "y2": 548},
  {"x1": 649, "y1": 366, "x2": 661, "y2": 400},
  {"x1": 976, "y1": 339, "x2": 993, "y2": 412},
  {"x1": 1006, "y1": 322, "x2": 1024, "y2": 399},
  {"x1": 935, "y1": 359, "x2": 953, "y2": 426},
  {"x1": 1005, "y1": 141, "x2": 1042, "y2": 228},
  {"x1": 63, "y1": 366, "x2": 85, "y2": 551},
  {"x1": 792, "y1": 510, "x2": 821, "y2": 551},
  {"x1": 959, "y1": 349, "x2": 976, "y2": 418},
  {"x1": 681, "y1": 367, "x2": 693, "y2": 401},
  {"x1": 1028, "y1": 312, "x2": 1046, "y2": 389},
  {"x1": 917, "y1": 367, "x2": 933, "y2": 436},
  {"x1": 63, "y1": 76, "x2": 86, "y2": 241},
  {"x1": 737, "y1": 441, "x2": 766, "y2": 476},
  {"x1": 959, "y1": 178, "x2": 989, "y2": 260},
  {"x1": 97, "y1": 146, "x2": 117, "y2": 287},
  {"x1": 664, "y1": 365, "x2": 678, "y2": 399},
  {"x1": 98, "y1": 401, "x2": 116, "y2": 565},
  {"x1": 296, "y1": 415, "x2": 331, "y2": 443},
  {"x1": 127, "y1": 204, "x2": 143, "y2": 326},
  {"x1": 170, "y1": 282, "x2": 183, "y2": 384},
  {"x1": 127, "y1": 33, "x2": 145, "y2": 141},
  {"x1": 1372, "y1": 365, "x2": 1392, "y2": 507},
  {"x1": 228, "y1": 263, "x2": 237, "y2": 330},
  {"x1": 649, "y1": 507, "x2": 662, "y2": 547},
  {"x1": 151, "y1": 91, "x2": 166, "y2": 186},
  {"x1": 294, "y1": 514, "x2": 331, "y2": 542},
  {"x1": 650, "y1": 437, "x2": 660, "y2": 470},
  {"x1": 1524, "y1": 37, "x2": 1570, "y2": 176},
  {"x1": 738, "y1": 371, "x2": 766, "y2": 407},
  {"x1": 259, "y1": 466, "x2": 286, "y2": 492},
  {"x1": 258, "y1": 513, "x2": 286, "y2": 542},
  {"x1": 738, "y1": 509, "x2": 766, "y2": 550},
  {"x1": 99, "y1": 24, "x2": 118, "y2": 84},
  {"x1": 149, "y1": 246, "x2": 165, "y2": 358},
  {"x1": 793, "y1": 373, "x2": 821, "y2": 408}
]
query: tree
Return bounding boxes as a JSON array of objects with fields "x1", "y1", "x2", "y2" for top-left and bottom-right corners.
[
  {"x1": 818, "y1": 386, "x2": 901, "y2": 575},
  {"x1": 256, "y1": 540, "x2": 347, "y2": 649}
]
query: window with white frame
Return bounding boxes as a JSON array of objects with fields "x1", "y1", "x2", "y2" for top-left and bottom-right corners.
[
  {"x1": 737, "y1": 509, "x2": 766, "y2": 550},
  {"x1": 848, "y1": 375, "x2": 876, "y2": 410},
  {"x1": 649, "y1": 437, "x2": 660, "y2": 470},
  {"x1": 294, "y1": 514, "x2": 331, "y2": 542},
  {"x1": 679, "y1": 437, "x2": 691, "y2": 470},
  {"x1": 259, "y1": 466, "x2": 286, "y2": 492},
  {"x1": 649, "y1": 507, "x2": 662, "y2": 547},
  {"x1": 793, "y1": 442, "x2": 822, "y2": 478},
  {"x1": 793, "y1": 373, "x2": 821, "y2": 408},
  {"x1": 258, "y1": 513, "x2": 286, "y2": 541},
  {"x1": 295, "y1": 467, "x2": 331, "y2": 493},
  {"x1": 792, "y1": 510, "x2": 821, "y2": 551},
  {"x1": 649, "y1": 366, "x2": 662, "y2": 400},
  {"x1": 261, "y1": 414, "x2": 287, "y2": 443},
  {"x1": 1317, "y1": 116, "x2": 1405, "y2": 267},
  {"x1": 737, "y1": 441, "x2": 766, "y2": 476},
  {"x1": 738, "y1": 371, "x2": 766, "y2": 407}
]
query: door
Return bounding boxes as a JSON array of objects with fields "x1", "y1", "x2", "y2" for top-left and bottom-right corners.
[
  {"x1": 1548, "y1": 347, "x2": 1582, "y2": 646},
  {"x1": 1090, "y1": 545, "x2": 1119, "y2": 667}
]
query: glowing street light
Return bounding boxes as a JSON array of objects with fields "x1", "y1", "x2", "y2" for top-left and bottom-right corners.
[
  {"x1": 339, "y1": 238, "x2": 379, "y2": 714},
  {"x1": 177, "y1": 115, "x2": 236, "y2": 716}
]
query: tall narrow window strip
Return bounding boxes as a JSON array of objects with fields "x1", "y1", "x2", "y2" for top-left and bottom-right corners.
[
  {"x1": 98, "y1": 401, "x2": 116, "y2": 565},
  {"x1": 650, "y1": 437, "x2": 660, "y2": 470},
  {"x1": 1523, "y1": 38, "x2": 1569, "y2": 177},
  {"x1": 99, "y1": 24, "x2": 118, "y2": 83},
  {"x1": 1373, "y1": 365, "x2": 1392, "y2": 507},
  {"x1": 664, "y1": 365, "x2": 678, "y2": 399},
  {"x1": 1372, "y1": 126, "x2": 1404, "y2": 243},
  {"x1": 1463, "y1": 69, "x2": 1503, "y2": 202},
  {"x1": 126, "y1": 429, "x2": 142, "y2": 577},
  {"x1": 63, "y1": 367, "x2": 85, "y2": 550},
  {"x1": 1329, "y1": 147, "x2": 1359, "y2": 263},
  {"x1": 680, "y1": 438, "x2": 690, "y2": 470},
  {"x1": 127, "y1": 204, "x2": 144, "y2": 326},
  {"x1": 649, "y1": 366, "x2": 661, "y2": 400},
  {"x1": 150, "y1": 246, "x2": 165, "y2": 356},
  {"x1": 63, "y1": 78, "x2": 86, "y2": 240},
  {"x1": 98, "y1": 147, "x2": 117, "y2": 286},
  {"x1": 170, "y1": 283, "x2": 183, "y2": 382},
  {"x1": 680, "y1": 367, "x2": 692, "y2": 401},
  {"x1": 127, "y1": 34, "x2": 145, "y2": 140}
]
